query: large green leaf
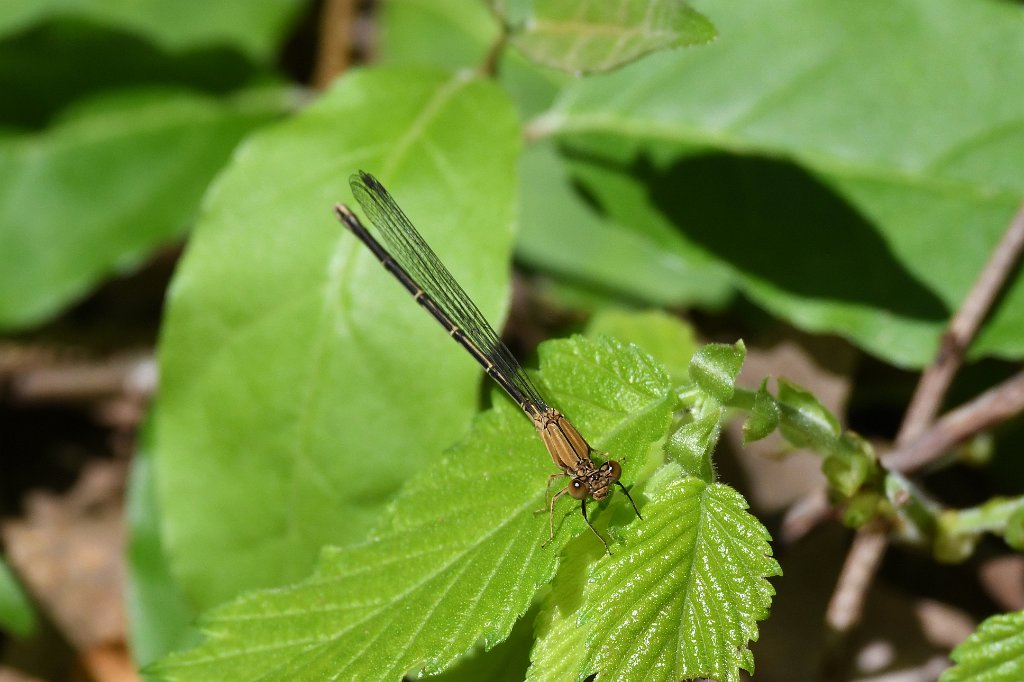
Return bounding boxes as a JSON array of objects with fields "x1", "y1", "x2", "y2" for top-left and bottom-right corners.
[
  {"x1": 510, "y1": 0, "x2": 716, "y2": 75},
  {"x1": 584, "y1": 308, "x2": 697, "y2": 386},
  {"x1": 0, "y1": 0, "x2": 305, "y2": 61},
  {"x1": 378, "y1": 0, "x2": 496, "y2": 72},
  {"x1": 562, "y1": 476, "x2": 777, "y2": 682},
  {"x1": 518, "y1": 141, "x2": 733, "y2": 308},
  {"x1": 125, "y1": 414, "x2": 201, "y2": 670},
  {"x1": 0, "y1": 87, "x2": 286, "y2": 331},
  {"x1": 0, "y1": 21, "x2": 264, "y2": 130},
  {"x1": 941, "y1": 610, "x2": 1024, "y2": 682},
  {"x1": 150, "y1": 336, "x2": 676, "y2": 680},
  {"x1": 155, "y1": 67, "x2": 521, "y2": 609},
  {"x1": 532, "y1": 0, "x2": 1024, "y2": 368},
  {"x1": 379, "y1": 0, "x2": 567, "y2": 119}
]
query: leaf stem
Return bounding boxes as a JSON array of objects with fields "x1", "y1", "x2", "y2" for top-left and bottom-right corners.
[{"x1": 480, "y1": 2, "x2": 511, "y2": 77}]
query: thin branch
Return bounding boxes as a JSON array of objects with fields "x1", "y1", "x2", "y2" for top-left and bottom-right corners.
[
  {"x1": 9, "y1": 352, "x2": 156, "y2": 403},
  {"x1": 897, "y1": 201, "x2": 1024, "y2": 445},
  {"x1": 823, "y1": 199, "x2": 1024, "y2": 643},
  {"x1": 313, "y1": 0, "x2": 358, "y2": 91},
  {"x1": 824, "y1": 525, "x2": 888, "y2": 631},
  {"x1": 884, "y1": 369, "x2": 1024, "y2": 472}
]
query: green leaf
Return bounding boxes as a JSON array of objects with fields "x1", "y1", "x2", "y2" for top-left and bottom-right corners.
[
  {"x1": 776, "y1": 378, "x2": 841, "y2": 450},
  {"x1": 125, "y1": 412, "x2": 201, "y2": 668},
  {"x1": 0, "y1": 0, "x2": 305, "y2": 61},
  {"x1": 688, "y1": 341, "x2": 745, "y2": 404},
  {"x1": 0, "y1": 21, "x2": 265, "y2": 129},
  {"x1": 941, "y1": 610, "x2": 1024, "y2": 682},
  {"x1": 530, "y1": 471, "x2": 779, "y2": 682},
  {"x1": 0, "y1": 555, "x2": 35, "y2": 637},
  {"x1": 666, "y1": 413, "x2": 718, "y2": 482},
  {"x1": 379, "y1": 0, "x2": 496, "y2": 71},
  {"x1": 155, "y1": 67, "x2": 522, "y2": 609},
  {"x1": 743, "y1": 379, "x2": 780, "y2": 443},
  {"x1": 534, "y1": 0, "x2": 1024, "y2": 367},
  {"x1": 0, "y1": 86, "x2": 286, "y2": 331},
  {"x1": 1006, "y1": 507, "x2": 1024, "y2": 552},
  {"x1": 518, "y1": 141, "x2": 734, "y2": 309},
  {"x1": 427, "y1": 607, "x2": 535, "y2": 682},
  {"x1": 510, "y1": 0, "x2": 715, "y2": 75},
  {"x1": 585, "y1": 308, "x2": 696, "y2": 386},
  {"x1": 151, "y1": 335, "x2": 676, "y2": 681}
]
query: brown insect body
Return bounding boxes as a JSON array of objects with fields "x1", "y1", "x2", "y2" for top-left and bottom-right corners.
[{"x1": 532, "y1": 407, "x2": 632, "y2": 552}]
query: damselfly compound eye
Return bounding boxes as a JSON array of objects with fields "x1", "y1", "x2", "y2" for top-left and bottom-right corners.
[
  {"x1": 606, "y1": 460, "x2": 622, "y2": 483},
  {"x1": 569, "y1": 480, "x2": 590, "y2": 500}
]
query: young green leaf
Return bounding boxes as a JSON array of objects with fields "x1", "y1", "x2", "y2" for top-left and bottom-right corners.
[
  {"x1": 151, "y1": 335, "x2": 676, "y2": 681},
  {"x1": 510, "y1": 0, "x2": 716, "y2": 75},
  {"x1": 667, "y1": 413, "x2": 718, "y2": 482},
  {"x1": 530, "y1": 469, "x2": 779, "y2": 682},
  {"x1": 743, "y1": 379, "x2": 780, "y2": 443},
  {"x1": 940, "y1": 610, "x2": 1024, "y2": 682},
  {"x1": 776, "y1": 378, "x2": 841, "y2": 450},
  {"x1": 0, "y1": 556, "x2": 35, "y2": 638},
  {"x1": 688, "y1": 341, "x2": 745, "y2": 404}
]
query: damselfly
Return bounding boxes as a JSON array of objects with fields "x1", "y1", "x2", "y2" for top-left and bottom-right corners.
[{"x1": 335, "y1": 172, "x2": 640, "y2": 552}]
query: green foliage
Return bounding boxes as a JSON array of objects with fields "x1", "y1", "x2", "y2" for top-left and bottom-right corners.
[
  {"x1": 742, "y1": 379, "x2": 780, "y2": 443},
  {"x1": 38, "y1": 0, "x2": 1016, "y2": 678},
  {"x1": 575, "y1": 476, "x2": 777, "y2": 682},
  {"x1": 0, "y1": 556, "x2": 35, "y2": 638},
  {"x1": 527, "y1": 336, "x2": 777, "y2": 682},
  {"x1": 935, "y1": 496, "x2": 1024, "y2": 563},
  {"x1": 125, "y1": 417, "x2": 200, "y2": 668},
  {"x1": 509, "y1": 0, "x2": 716, "y2": 74},
  {"x1": 379, "y1": 0, "x2": 496, "y2": 72},
  {"x1": 0, "y1": 87, "x2": 286, "y2": 330},
  {"x1": 151, "y1": 335, "x2": 685, "y2": 680},
  {"x1": 772, "y1": 379, "x2": 840, "y2": 450},
  {"x1": 585, "y1": 308, "x2": 697, "y2": 385},
  {"x1": 518, "y1": 141, "x2": 735, "y2": 309},
  {"x1": 155, "y1": 68, "x2": 522, "y2": 609},
  {"x1": 688, "y1": 341, "x2": 745, "y2": 403},
  {"x1": 521, "y1": 0, "x2": 1024, "y2": 367},
  {"x1": 0, "y1": 0, "x2": 304, "y2": 60},
  {"x1": 941, "y1": 610, "x2": 1024, "y2": 682}
]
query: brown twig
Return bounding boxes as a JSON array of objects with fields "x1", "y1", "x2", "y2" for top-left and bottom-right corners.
[
  {"x1": 884, "y1": 369, "x2": 1024, "y2": 472},
  {"x1": 312, "y1": 0, "x2": 358, "y2": 91},
  {"x1": 824, "y1": 525, "x2": 889, "y2": 632},
  {"x1": 9, "y1": 352, "x2": 156, "y2": 403},
  {"x1": 897, "y1": 202, "x2": 1024, "y2": 445},
  {"x1": 824, "y1": 200, "x2": 1024, "y2": 641}
]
